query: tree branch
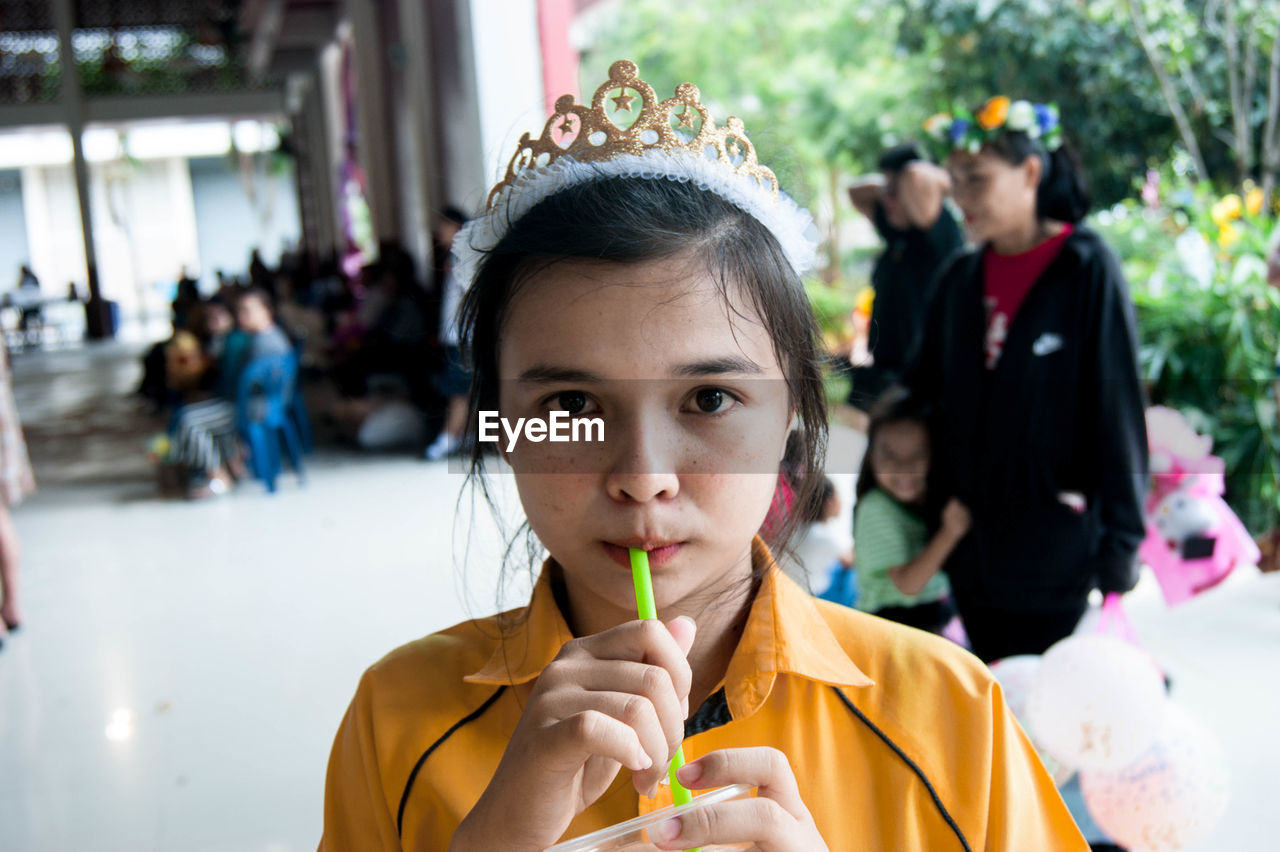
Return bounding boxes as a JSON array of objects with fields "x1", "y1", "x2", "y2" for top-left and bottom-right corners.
[
  {"x1": 1263, "y1": 22, "x2": 1280, "y2": 206},
  {"x1": 1177, "y1": 62, "x2": 1208, "y2": 113},
  {"x1": 1221, "y1": 0, "x2": 1250, "y2": 183},
  {"x1": 1243, "y1": 7, "x2": 1259, "y2": 176},
  {"x1": 1128, "y1": 0, "x2": 1209, "y2": 179}
]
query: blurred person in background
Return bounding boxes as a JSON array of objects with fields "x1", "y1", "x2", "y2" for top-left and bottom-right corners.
[
  {"x1": 846, "y1": 145, "x2": 963, "y2": 407},
  {"x1": 11, "y1": 264, "x2": 43, "y2": 346},
  {"x1": 169, "y1": 288, "x2": 292, "y2": 498},
  {"x1": 785, "y1": 476, "x2": 855, "y2": 594},
  {"x1": 905, "y1": 98, "x2": 1148, "y2": 665},
  {"x1": 0, "y1": 345, "x2": 34, "y2": 648},
  {"x1": 424, "y1": 207, "x2": 471, "y2": 461}
]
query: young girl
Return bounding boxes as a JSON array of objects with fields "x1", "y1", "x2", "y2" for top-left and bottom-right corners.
[
  {"x1": 854, "y1": 388, "x2": 965, "y2": 633},
  {"x1": 320, "y1": 63, "x2": 1086, "y2": 851},
  {"x1": 909, "y1": 99, "x2": 1148, "y2": 663}
]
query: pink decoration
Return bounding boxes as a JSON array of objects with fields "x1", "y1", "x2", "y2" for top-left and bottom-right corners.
[{"x1": 1140, "y1": 407, "x2": 1258, "y2": 606}]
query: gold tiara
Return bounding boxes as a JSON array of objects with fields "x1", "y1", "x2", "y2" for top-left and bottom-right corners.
[{"x1": 484, "y1": 59, "x2": 779, "y2": 210}]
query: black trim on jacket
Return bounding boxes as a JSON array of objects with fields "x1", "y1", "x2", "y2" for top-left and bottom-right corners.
[
  {"x1": 831, "y1": 687, "x2": 974, "y2": 851},
  {"x1": 396, "y1": 685, "x2": 507, "y2": 838}
]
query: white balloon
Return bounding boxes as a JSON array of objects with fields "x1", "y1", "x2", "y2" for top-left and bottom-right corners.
[
  {"x1": 989, "y1": 655, "x2": 1075, "y2": 786},
  {"x1": 989, "y1": 655, "x2": 1041, "y2": 720},
  {"x1": 1027, "y1": 635, "x2": 1166, "y2": 770},
  {"x1": 1081, "y1": 703, "x2": 1230, "y2": 851}
]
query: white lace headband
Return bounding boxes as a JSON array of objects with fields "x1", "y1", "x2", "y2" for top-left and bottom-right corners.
[{"x1": 451, "y1": 60, "x2": 819, "y2": 288}]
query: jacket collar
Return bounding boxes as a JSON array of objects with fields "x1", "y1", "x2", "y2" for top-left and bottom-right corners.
[{"x1": 465, "y1": 537, "x2": 874, "y2": 721}]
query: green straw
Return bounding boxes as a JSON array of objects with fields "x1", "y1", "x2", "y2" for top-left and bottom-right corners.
[{"x1": 629, "y1": 548, "x2": 697, "y2": 823}]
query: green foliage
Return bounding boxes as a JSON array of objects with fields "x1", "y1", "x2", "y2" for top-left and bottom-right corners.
[
  {"x1": 1087, "y1": 0, "x2": 1280, "y2": 185},
  {"x1": 584, "y1": 0, "x2": 1280, "y2": 530},
  {"x1": 804, "y1": 279, "x2": 857, "y2": 341},
  {"x1": 894, "y1": 0, "x2": 1177, "y2": 207},
  {"x1": 580, "y1": 0, "x2": 922, "y2": 208},
  {"x1": 1096, "y1": 184, "x2": 1280, "y2": 532}
]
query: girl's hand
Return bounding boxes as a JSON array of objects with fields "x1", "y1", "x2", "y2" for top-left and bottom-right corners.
[
  {"x1": 451, "y1": 617, "x2": 696, "y2": 852},
  {"x1": 652, "y1": 748, "x2": 828, "y2": 851},
  {"x1": 942, "y1": 498, "x2": 971, "y2": 539}
]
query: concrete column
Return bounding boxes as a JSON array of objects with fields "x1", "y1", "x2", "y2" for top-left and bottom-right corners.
[
  {"x1": 536, "y1": 0, "x2": 579, "y2": 114},
  {"x1": 429, "y1": 0, "x2": 486, "y2": 213},
  {"x1": 52, "y1": 0, "x2": 111, "y2": 336},
  {"x1": 343, "y1": 0, "x2": 398, "y2": 249},
  {"x1": 294, "y1": 70, "x2": 338, "y2": 262},
  {"x1": 305, "y1": 73, "x2": 339, "y2": 261},
  {"x1": 395, "y1": 0, "x2": 444, "y2": 273}
]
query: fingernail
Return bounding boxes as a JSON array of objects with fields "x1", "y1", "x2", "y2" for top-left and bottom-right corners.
[
  {"x1": 674, "y1": 615, "x2": 696, "y2": 630},
  {"x1": 657, "y1": 817, "x2": 681, "y2": 842},
  {"x1": 676, "y1": 761, "x2": 702, "y2": 785},
  {"x1": 636, "y1": 753, "x2": 653, "y2": 770}
]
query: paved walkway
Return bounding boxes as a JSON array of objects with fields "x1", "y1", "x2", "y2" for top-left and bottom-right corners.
[{"x1": 0, "y1": 342, "x2": 1275, "y2": 851}]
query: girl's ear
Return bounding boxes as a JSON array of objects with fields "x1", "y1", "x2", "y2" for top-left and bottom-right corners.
[{"x1": 1024, "y1": 154, "x2": 1043, "y2": 190}]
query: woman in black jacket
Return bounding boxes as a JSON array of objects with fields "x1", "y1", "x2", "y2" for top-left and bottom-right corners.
[{"x1": 904, "y1": 98, "x2": 1149, "y2": 664}]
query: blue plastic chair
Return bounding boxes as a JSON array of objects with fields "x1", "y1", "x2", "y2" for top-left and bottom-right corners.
[
  {"x1": 235, "y1": 351, "x2": 306, "y2": 493},
  {"x1": 817, "y1": 564, "x2": 859, "y2": 608}
]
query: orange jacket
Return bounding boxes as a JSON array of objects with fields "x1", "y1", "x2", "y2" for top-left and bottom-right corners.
[{"x1": 320, "y1": 540, "x2": 1087, "y2": 851}]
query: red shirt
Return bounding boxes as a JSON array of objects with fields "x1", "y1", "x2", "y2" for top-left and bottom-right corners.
[{"x1": 983, "y1": 224, "x2": 1074, "y2": 369}]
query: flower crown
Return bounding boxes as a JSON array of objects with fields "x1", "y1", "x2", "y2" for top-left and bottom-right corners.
[
  {"x1": 452, "y1": 60, "x2": 818, "y2": 289},
  {"x1": 921, "y1": 96, "x2": 1062, "y2": 162}
]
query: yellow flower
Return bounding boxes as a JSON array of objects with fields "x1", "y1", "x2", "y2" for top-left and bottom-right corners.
[
  {"x1": 1217, "y1": 220, "x2": 1240, "y2": 248},
  {"x1": 976, "y1": 96, "x2": 1011, "y2": 130},
  {"x1": 1218, "y1": 191, "x2": 1239, "y2": 218},
  {"x1": 855, "y1": 288, "x2": 875, "y2": 317},
  {"x1": 1246, "y1": 186, "x2": 1264, "y2": 217},
  {"x1": 1212, "y1": 193, "x2": 1243, "y2": 225}
]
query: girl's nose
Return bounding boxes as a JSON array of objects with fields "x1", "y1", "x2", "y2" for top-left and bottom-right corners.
[{"x1": 604, "y1": 417, "x2": 680, "y2": 504}]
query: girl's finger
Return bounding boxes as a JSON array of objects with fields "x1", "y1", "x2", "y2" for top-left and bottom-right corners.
[
  {"x1": 675, "y1": 747, "x2": 809, "y2": 819},
  {"x1": 545, "y1": 690, "x2": 671, "y2": 791},
  {"x1": 544, "y1": 709, "x2": 652, "y2": 775},
  {"x1": 571, "y1": 619, "x2": 693, "y2": 704},
  {"x1": 652, "y1": 797, "x2": 801, "y2": 851},
  {"x1": 576, "y1": 660, "x2": 688, "y2": 751}
]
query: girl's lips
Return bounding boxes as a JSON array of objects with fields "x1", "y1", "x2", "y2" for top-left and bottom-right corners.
[{"x1": 603, "y1": 541, "x2": 685, "y2": 569}]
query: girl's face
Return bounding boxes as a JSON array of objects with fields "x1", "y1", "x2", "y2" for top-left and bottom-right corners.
[
  {"x1": 497, "y1": 254, "x2": 793, "y2": 618},
  {"x1": 206, "y1": 305, "x2": 232, "y2": 336},
  {"x1": 236, "y1": 295, "x2": 273, "y2": 333},
  {"x1": 870, "y1": 420, "x2": 929, "y2": 505},
  {"x1": 947, "y1": 148, "x2": 1041, "y2": 246}
]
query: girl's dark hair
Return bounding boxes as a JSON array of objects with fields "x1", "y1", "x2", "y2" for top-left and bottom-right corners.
[
  {"x1": 797, "y1": 476, "x2": 837, "y2": 525},
  {"x1": 985, "y1": 132, "x2": 1091, "y2": 224},
  {"x1": 856, "y1": 386, "x2": 939, "y2": 516},
  {"x1": 457, "y1": 175, "x2": 829, "y2": 584},
  {"x1": 877, "y1": 142, "x2": 922, "y2": 173}
]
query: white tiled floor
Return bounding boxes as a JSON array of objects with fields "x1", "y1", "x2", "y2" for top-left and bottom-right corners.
[{"x1": 1, "y1": 344, "x2": 1277, "y2": 851}]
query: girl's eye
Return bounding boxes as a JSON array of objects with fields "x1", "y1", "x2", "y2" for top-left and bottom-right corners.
[
  {"x1": 692, "y1": 387, "x2": 733, "y2": 414},
  {"x1": 552, "y1": 391, "x2": 588, "y2": 415}
]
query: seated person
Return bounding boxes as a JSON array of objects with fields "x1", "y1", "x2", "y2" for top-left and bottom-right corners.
[{"x1": 168, "y1": 289, "x2": 292, "y2": 498}]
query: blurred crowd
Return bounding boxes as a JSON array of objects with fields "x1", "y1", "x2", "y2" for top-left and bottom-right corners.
[{"x1": 137, "y1": 208, "x2": 470, "y2": 499}]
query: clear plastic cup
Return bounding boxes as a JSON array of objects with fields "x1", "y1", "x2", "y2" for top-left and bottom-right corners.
[{"x1": 544, "y1": 783, "x2": 755, "y2": 851}]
